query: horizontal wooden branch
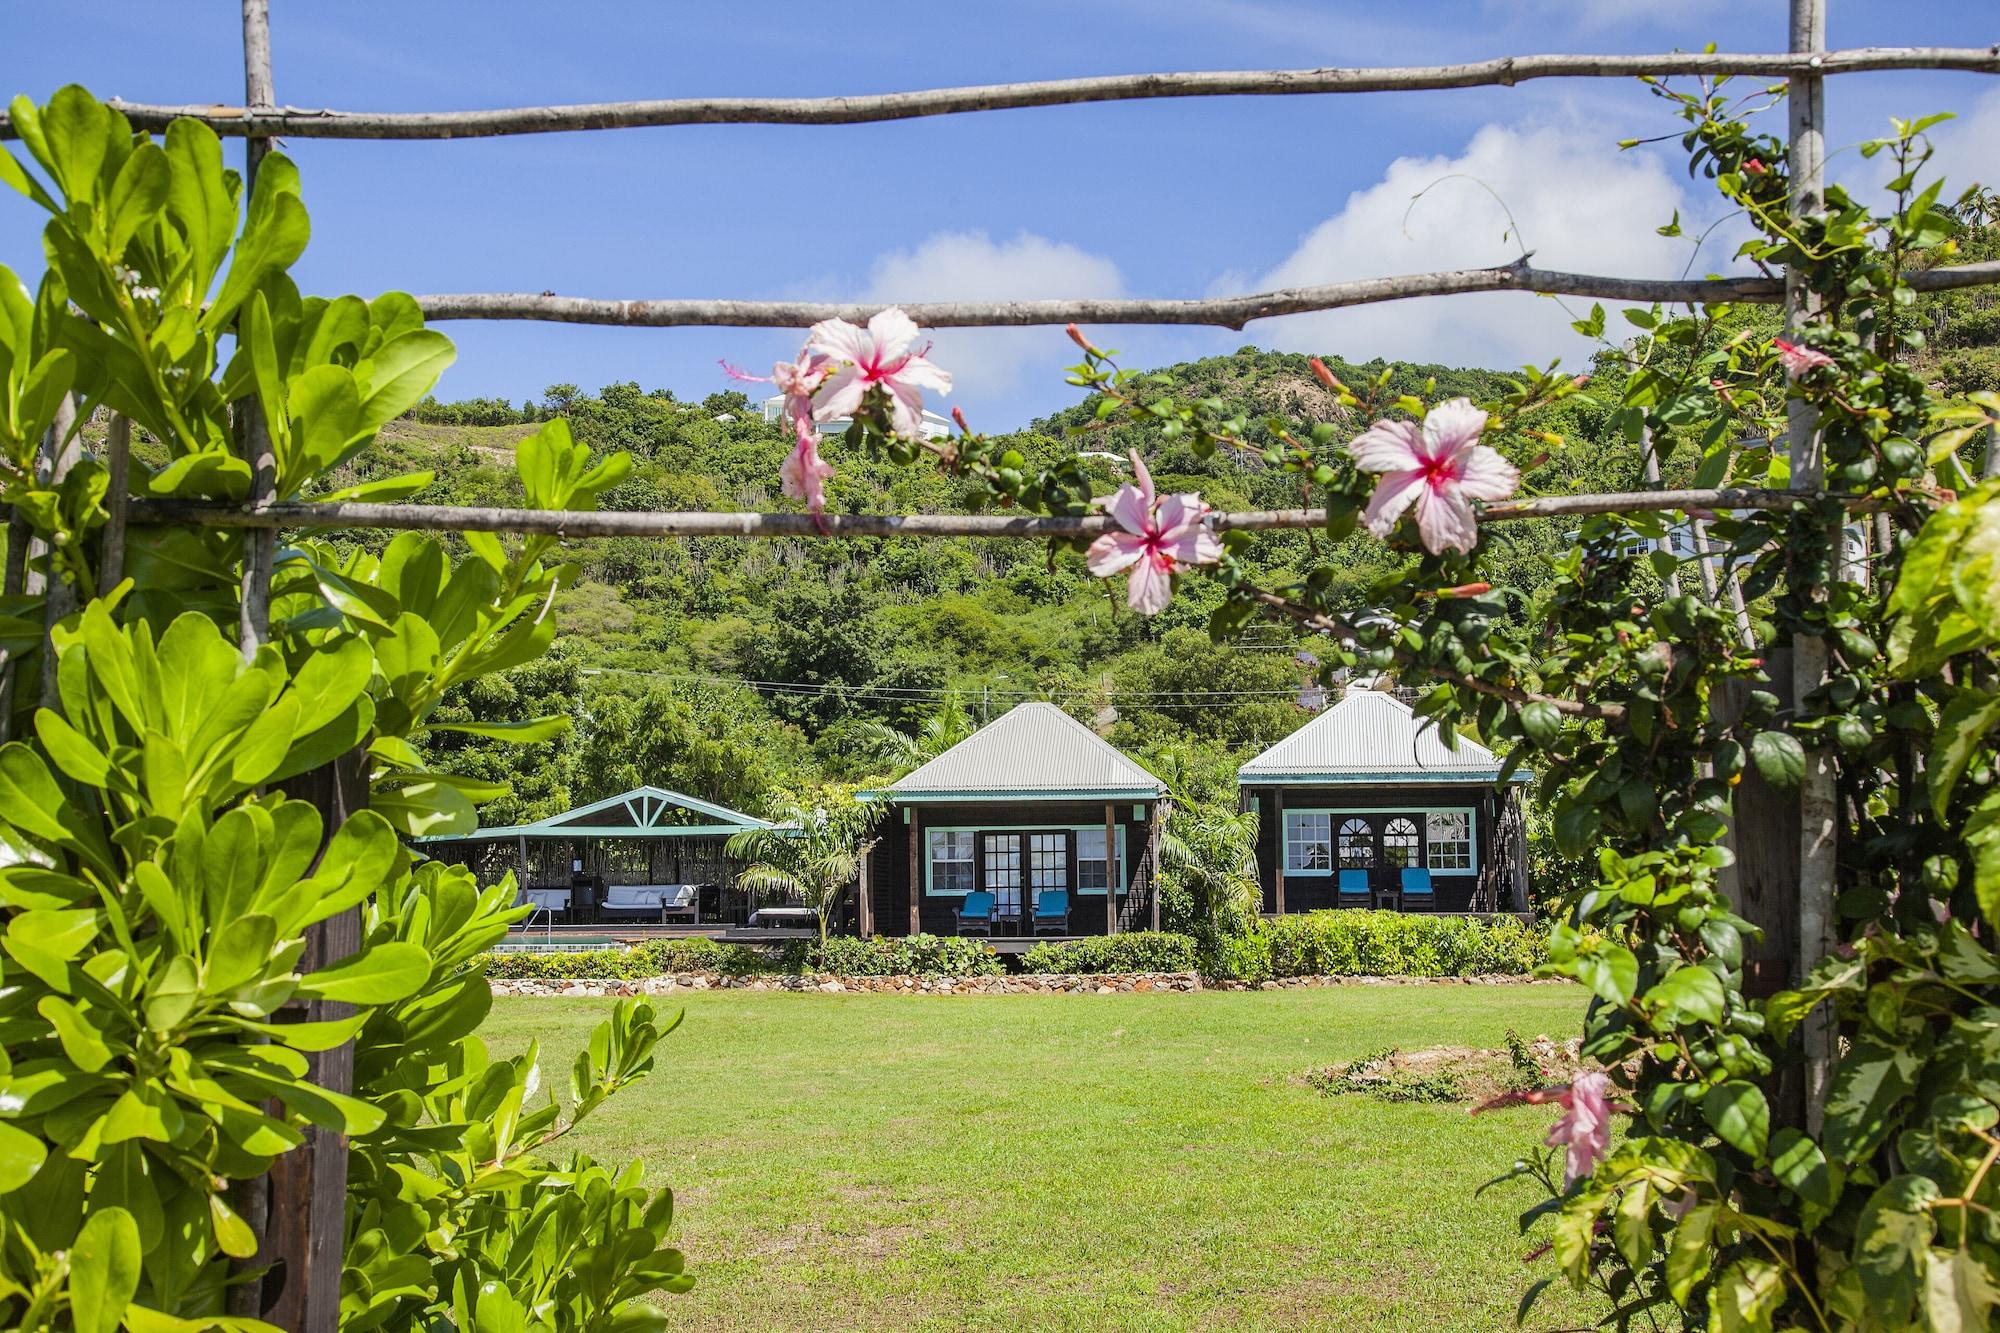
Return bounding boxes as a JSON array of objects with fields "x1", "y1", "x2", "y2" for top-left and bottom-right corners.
[
  {"x1": 9, "y1": 47, "x2": 1993, "y2": 140},
  {"x1": 414, "y1": 259, "x2": 2000, "y2": 330},
  {"x1": 126, "y1": 486, "x2": 1864, "y2": 540}
]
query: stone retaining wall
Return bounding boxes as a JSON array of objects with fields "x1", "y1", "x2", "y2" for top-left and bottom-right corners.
[{"x1": 489, "y1": 971, "x2": 1561, "y2": 997}]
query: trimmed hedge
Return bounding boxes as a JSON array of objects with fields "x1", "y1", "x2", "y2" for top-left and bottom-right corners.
[
  {"x1": 1250, "y1": 910, "x2": 1546, "y2": 981},
  {"x1": 1019, "y1": 931, "x2": 1200, "y2": 975},
  {"x1": 482, "y1": 933, "x2": 1001, "y2": 980}
]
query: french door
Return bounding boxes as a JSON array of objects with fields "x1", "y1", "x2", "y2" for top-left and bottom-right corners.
[{"x1": 981, "y1": 831, "x2": 1071, "y2": 932}]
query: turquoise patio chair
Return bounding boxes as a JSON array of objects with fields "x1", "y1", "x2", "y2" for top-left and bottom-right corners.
[
  {"x1": 1338, "y1": 869, "x2": 1370, "y2": 904},
  {"x1": 956, "y1": 890, "x2": 995, "y2": 936},
  {"x1": 1400, "y1": 867, "x2": 1435, "y2": 909},
  {"x1": 1032, "y1": 889, "x2": 1071, "y2": 935}
]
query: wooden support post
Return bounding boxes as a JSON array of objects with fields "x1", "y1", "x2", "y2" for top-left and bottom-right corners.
[
  {"x1": 858, "y1": 846, "x2": 874, "y2": 937},
  {"x1": 1786, "y1": 0, "x2": 1838, "y2": 1133},
  {"x1": 101, "y1": 415, "x2": 131, "y2": 590},
  {"x1": 36, "y1": 395, "x2": 78, "y2": 712},
  {"x1": 907, "y1": 809, "x2": 921, "y2": 938},
  {"x1": 259, "y1": 748, "x2": 368, "y2": 1331},
  {"x1": 1104, "y1": 803, "x2": 1119, "y2": 935},
  {"x1": 1148, "y1": 804, "x2": 1161, "y2": 932},
  {"x1": 1272, "y1": 788, "x2": 1287, "y2": 915},
  {"x1": 237, "y1": 0, "x2": 277, "y2": 658}
]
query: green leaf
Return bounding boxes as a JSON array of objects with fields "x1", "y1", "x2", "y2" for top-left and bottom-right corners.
[
  {"x1": 1664, "y1": 1201, "x2": 1716, "y2": 1305},
  {"x1": 1768, "y1": 1127, "x2": 1837, "y2": 1207},
  {"x1": 105, "y1": 142, "x2": 170, "y2": 254},
  {"x1": 372, "y1": 779, "x2": 477, "y2": 838},
  {"x1": 1824, "y1": 1040, "x2": 1923, "y2": 1161},
  {"x1": 33, "y1": 709, "x2": 111, "y2": 785},
  {"x1": 68, "y1": 1206, "x2": 140, "y2": 1333},
  {"x1": 358, "y1": 329, "x2": 455, "y2": 429},
  {"x1": 1572, "y1": 943, "x2": 1639, "y2": 1005},
  {"x1": 298, "y1": 941, "x2": 432, "y2": 1005},
  {"x1": 4, "y1": 907, "x2": 100, "y2": 991},
  {"x1": 208, "y1": 1192, "x2": 258, "y2": 1259},
  {"x1": 1649, "y1": 965, "x2": 1725, "y2": 1027},
  {"x1": 1749, "y1": 731, "x2": 1805, "y2": 789},
  {"x1": 1709, "y1": 1257, "x2": 1784, "y2": 1332},
  {"x1": 1949, "y1": 484, "x2": 2000, "y2": 639},
  {"x1": 1925, "y1": 1246, "x2": 2000, "y2": 1333},
  {"x1": 1518, "y1": 700, "x2": 1561, "y2": 748},
  {"x1": 1932, "y1": 688, "x2": 2000, "y2": 819},
  {"x1": 1701, "y1": 1081, "x2": 1770, "y2": 1158},
  {"x1": 0, "y1": 1119, "x2": 48, "y2": 1194},
  {"x1": 1855, "y1": 1176, "x2": 1938, "y2": 1316},
  {"x1": 37, "y1": 995, "x2": 113, "y2": 1071},
  {"x1": 205, "y1": 914, "x2": 277, "y2": 996},
  {"x1": 426, "y1": 715, "x2": 571, "y2": 743}
]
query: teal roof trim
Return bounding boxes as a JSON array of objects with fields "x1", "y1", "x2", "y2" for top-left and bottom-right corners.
[{"x1": 885, "y1": 787, "x2": 1161, "y2": 805}]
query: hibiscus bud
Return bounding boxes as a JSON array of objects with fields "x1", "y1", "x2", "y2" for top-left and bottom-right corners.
[
  {"x1": 1066, "y1": 323, "x2": 1099, "y2": 356},
  {"x1": 952, "y1": 406, "x2": 972, "y2": 435},
  {"x1": 1523, "y1": 451, "x2": 1550, "y2": 471},
  {"x1": 1436, "y1": 582, "x2": 1492, "y2": 599},
  {"x1": 1743, "y1": 157, "x2": 1767, "y2": 176},
  {"x1": 1571, "y1": 374, "x2": 1591, "y2": 388},
  {"x1": 1309, "y1": 358, "x2": 1346, "y2": 394}
]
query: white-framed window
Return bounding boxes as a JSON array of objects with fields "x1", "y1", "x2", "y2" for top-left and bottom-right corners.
[
  {"x1": 929, "y1": 829, "x2": 975, "y2": 893},
  {"x1": 1382, "y1": 817, "x2": 1421, "y2": 868},
  {"x1": 1338, "y1": 818, "x2": 1374, "y2": 867},
  {"x1": 1076, "y1": 827, "x2": 1127, "y2": 893},
  {"x1": 1426, "y1": 811, "x2": 1473, "y2": 871},
  {"x1": 1285, "y1": 811, "x2": 1333, "y2": 872}
]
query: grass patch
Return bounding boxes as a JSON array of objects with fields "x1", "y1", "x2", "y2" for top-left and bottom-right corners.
[{"x1": 484, "y1": 984, "x2": 1599, "y2": 1331}]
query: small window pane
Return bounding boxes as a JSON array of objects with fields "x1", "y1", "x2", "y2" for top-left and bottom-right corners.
[
  {"x1": 1337, "y1": 818, "x2": 1374, "y2": 868},
  {"x1": 1426, "y1": 811, "x2": 1473, "y2": 872},
  {"x1": 930, "y1": 830, "x2": 975, "y2": 892},
  {"x1": 1078, "y1": 827, "x2": 1121, "y2": 891},
  {"x1": 1382, "y1": 817, "x2": 1420, "y2": 868},
  {"x1": 1285, "y1": 811, "x2": 1332, "y2": 871}
]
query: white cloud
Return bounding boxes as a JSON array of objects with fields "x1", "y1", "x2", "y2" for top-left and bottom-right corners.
[
  {"x1": 862, "y1": 230, "x2": 1125, "y2": 410},
  {"x1": 1930, "y1": 87, "x2": 2000, "y2": 197},
  {"x1": 1229, "y1": 121, "x2": 1724, "y2": 371}
]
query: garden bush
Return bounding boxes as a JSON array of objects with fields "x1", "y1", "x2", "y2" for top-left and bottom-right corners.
[
  {"x1": 1020, "y1": 931, "x2": 1201, "y2": 974},
  {"x1": 483, "y1": 932, "x2": 1004, "y2": 979},
  {"x1": 1241, "y1": 911, "x2": 1546, "y2": 980},
  {"x1": 485, "y1": 936, "x2": 743, "y2": 979},
  {"x1": 812, "y1": 933, "x2": 1005, "y2": 976}
]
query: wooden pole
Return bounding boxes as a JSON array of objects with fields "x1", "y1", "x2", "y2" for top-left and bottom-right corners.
[
  {"x1": 100, "y1": 415, "x2": 131, "y2": 590},
  {"x1": 1104, "y1": 804, "x2": 1119, "y2": 935},
  {"x1": 1148, "y1": 804, "x2": 1161, "y2": 932},
  {"x1": 907, "y1": 810, "x2": 921, "y2": 938},
  {"x1": 31, "y1": 47, "x2": 1996, "y2": 141},
  {"x1": 402, "y1": 259, "x2": 2000, "y2": 332},
  {"x1": 1272, "y1": 788, "x2": 1287, "y2": 916},
  {"x1": 1786, "y1": 0, "x2": 1838, "y2": 1134},
  {"x1": 237, "y1": 0, "x2": 277, "y2": 658},
  {"x1": 37, "y1": 395, "x2": 78, "y2": 712},
  {"x1": 858, "y1": 846, "x2": 873, "y2": 937}
]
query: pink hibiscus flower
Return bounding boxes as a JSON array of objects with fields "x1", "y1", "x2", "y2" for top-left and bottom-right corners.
[
  {"x1": 1546, "y1": 1070, "x2": 1615, "y2": 1186},
  {"x1": 723, "y1": 349, "x2": 836, "y2": 514},
  {"x1": 1086, "y1": 450, "x2": 1224, "y2": 615},
  {"x1": 1773, "y1": 337, "x2": 1835, "y2": 377},
  {"x1": 1347, "y1": 397, "x2": 1518, "y2": 556},
  {"x1": 806, "y1": 308, "x2": 953, "y2": 441}
]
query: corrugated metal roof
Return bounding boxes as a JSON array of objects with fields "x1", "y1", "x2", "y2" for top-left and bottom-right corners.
[
  {"x1": 887, "y1": 702, "x2": 1165, "y2": 800},
  {"x1": 1237, "y1": 689, "x2": 1506, "y2": 784}
]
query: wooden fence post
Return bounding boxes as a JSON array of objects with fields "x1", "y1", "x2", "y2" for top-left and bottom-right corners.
[
  {"x1": 1786, "y1": 0, "x2": 1838, "y2": 1134},
  {"x1": 1104, "y1": 804, "x2": 1118, "y2": 935}
]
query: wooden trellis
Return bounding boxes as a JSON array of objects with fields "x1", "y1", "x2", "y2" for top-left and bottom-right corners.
[{"x1": 5, "y1": 1, "x2": 1998, "y2": 1325}]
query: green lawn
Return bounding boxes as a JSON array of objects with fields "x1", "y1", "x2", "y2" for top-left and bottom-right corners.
[{"x1": 484, "y1": 984, "x2": 1597, "y2": 1331}]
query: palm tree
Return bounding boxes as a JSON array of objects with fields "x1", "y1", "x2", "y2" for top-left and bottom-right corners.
[
  {"x1": 1159, "y1": 800, "x2": 1262, "y2": 939},
  {"x1": 724, "y1": 797, "x2": 882, "y2": 947},
  {"x1": 855, "y1": 694, "x2": 975, "y2": 777}
]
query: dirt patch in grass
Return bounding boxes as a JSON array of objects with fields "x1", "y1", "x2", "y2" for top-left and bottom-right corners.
[{"x1": 1304, "y1": 1031, "x2": 1588, "y2": 1105}]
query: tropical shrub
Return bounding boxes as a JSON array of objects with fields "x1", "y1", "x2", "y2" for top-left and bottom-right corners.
[
  {"x1": 483, "y1": 936, "x2": 738, "y2": 980},
  {"x1": 810, "y1": 933, "x2": 1003, "y2": 977},
  {"x1": 1019, "y1": 931, "x2": 1201, "y2": 974},
  {"x1": 1255, "y1": 911, "x2": 1547, "y2": 979},
  {"x1": 0, "y1": 86, "x2": 687, "y2": 1328}
]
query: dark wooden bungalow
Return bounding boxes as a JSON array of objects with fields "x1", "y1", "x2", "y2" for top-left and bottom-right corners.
[
  {"x1": 1238, "y1": 688, "x2": 1530, "y2": 914},
  {"x1": 419, "y1": 785, "x2": 777, "y2": 925},
  {"x1": 861, "y1": 702, "x2": 1166, "y2": 940}
]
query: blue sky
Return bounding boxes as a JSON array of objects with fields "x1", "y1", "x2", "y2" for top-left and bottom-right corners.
[{"x1": 4, "y1": 1, "x2": 1994, "y2": 429}]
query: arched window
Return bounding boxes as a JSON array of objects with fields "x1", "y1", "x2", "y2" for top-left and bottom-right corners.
[
  {"x1": 1382, "y1": 817, "x2": 1421, "y2": 868},
  {"x1": 1338, "y1": 818, "x2": 1374, "y2": 867}
]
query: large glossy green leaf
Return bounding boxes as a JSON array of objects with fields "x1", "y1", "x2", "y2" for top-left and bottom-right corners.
[
  {"x1": 298, "y1": 941, "x2": 432, "y2": 1005},
  {"x1": 68, "y1": 1206, "x2": 140, "y2": 1333},
  {"x1": 1650, "y1": 965, "x2": 1726, "y2": 1027},
  {"x1": 1701, "y1": 1081, "x2": 1770, "y2": 1158},
  {"x1": 106, "y1": 142, "x2": 170, "y2": 254},
  {"x1": 358, "y1": 329, "x2": 455, "y2": 430},
  {"x1": 1824, "y1": 1040, "x2": 1923, "y2": 1161},
  {"x1": 1855, "y1": 1175, "x2": 1938, "y2": 1316},
  {"x1": 0, "y1": 1119, "x2": 48, "y2": 1194}
]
